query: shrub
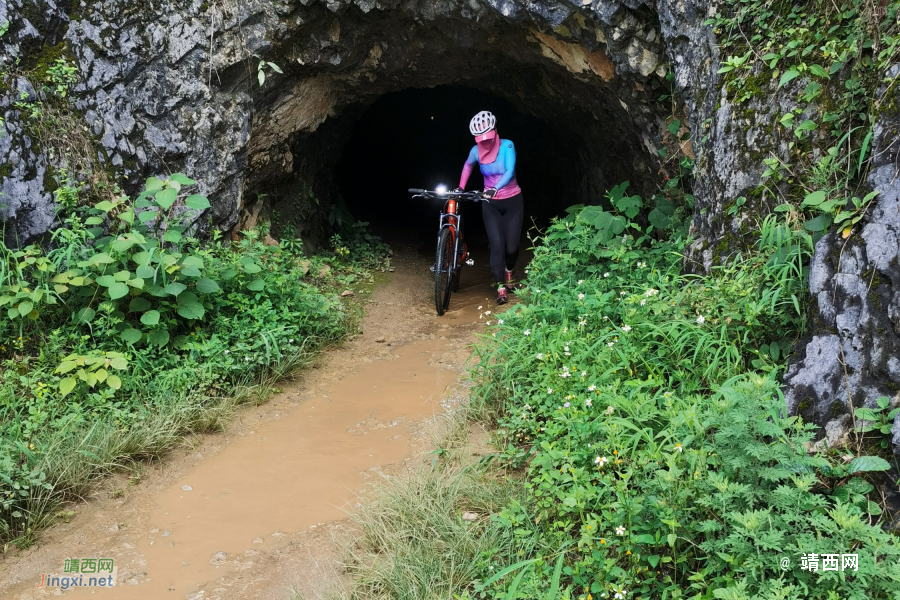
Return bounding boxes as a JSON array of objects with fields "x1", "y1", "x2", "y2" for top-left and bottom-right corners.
[{"x1": 468, "y1": 197, "x2": 900, "y2": 599}]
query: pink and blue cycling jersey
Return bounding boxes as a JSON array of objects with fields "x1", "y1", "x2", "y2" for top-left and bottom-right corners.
[{"x1": 459, "y1": 140, "x2": 522, "y2": 200}]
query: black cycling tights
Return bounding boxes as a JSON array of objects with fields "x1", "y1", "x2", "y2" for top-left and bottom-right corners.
[{"x1": 481, "y1": 193, "x2": 524, "y2": 284}]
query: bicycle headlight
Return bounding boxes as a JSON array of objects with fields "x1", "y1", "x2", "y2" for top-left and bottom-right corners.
[{"x1": 436, "y1": 185, "x2": 447, "y2": 195}]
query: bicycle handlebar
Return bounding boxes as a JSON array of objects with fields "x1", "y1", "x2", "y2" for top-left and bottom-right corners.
[{"x1": 408, "y1": 188, "x2": 484, "y2": 201}]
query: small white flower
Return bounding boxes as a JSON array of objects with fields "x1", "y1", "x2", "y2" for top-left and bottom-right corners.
[
  {"x1": 564, "y1": 345, "x2": 570, "y2": 352},
  {"x1": 621, "y1": 325, "x2": 631, "y2": 333},
  {"x1": 524, "y1": 404, "x2": 532, "y2": 410},
  {"x1": 522, "y1": 413, "x2": 527, "y2": 418},
  {"x1": 492, "y1": 333, "x2": 496, "y2": 337},
  {"x1": 245, "y1": 357, "x2": 250, "y2": 361},
  {"x1": 588, "y1": 385, "x2": 596, "y2": 391},
  {"x1": 645, "y1": 288, "x2": 658, "y2": 297},
  {"x1": 578, "y1": 293, "x2": 585, "y2": 300},
  {"x1": 607, "y1": 342, "x2": 615, "y2": 347},
  {"x1": 674, "y1": 443, "x2": 684, "y2": 453},
  {"x1": 603, "y1": 272, "x2": 610, "y2": 278},
  {"x1": 595, "y1": 456, "x2": 608, "y2": 466},
  {"x1": 485, "y1": 310, "x2": 492, "y2": 315},
  {"x1": 478, "y1": 305, "x2": 483, "y2": 310},
  {"x1": 640, "y1": 299, "x2": 646, "y2": 306},
  {"x1": 479, "y1": 314, "x2": 484, "y2": 319},
  {"x1": 581, "y1": 370, "x2": 586, "y2": 377},
  {"x1": 605, "y1": 405, "x2": 615, "y2": 415},
  {"x1": 560, "y1": 371, "x2": 571, "y2": 378},
  {"x1": 696, "y1": 315, "x2": 705, "y2": 324},
  {"x1": 498, "y1": 319, "x2": 504, "y2": 324},
  {"x1": 616, "y1": 525, "x2": 626, "y2": 536},
  {"x1": 579, "y1": 319, "x2": 587, "y2": 326},
  {"x1": 562, "y1": 366, "x2": 569, "y2": 372},
  {"x1": 536, "y1": 353, "x2": 544, "y2": 360},
  {"x1": 620, "y1": 291, "x2": 627, "y2": 295},
  {"x1": 585, "y1": 398, "x2": 592, "y2": 407},
  {"x1": 224, "y1": 350, "x2": 230, "y2": 354},
  {"x1": 289, "y1": 339, "x2": 294, "y2": 343},
  {"x1": 578, "y1": 279, "x2": 584, "y2": 285},
  {"x1": 614, "y1": 588, "x2": 627, "y2": 600},
  {"x1": 563, "y1": 326, "x2": 568, "y2": 333},
  {"x1": 486, "y1": 321, "x2": 492, "y2": 325},
  {"x1": 547, "y1": 388, "x2": 553, "y2": 394},
  {"x1": 524, "y1": 329, "x2": 531, "y2": 336},
  {"x1": 564, "y1": 352, "x2": 571, "y2": 356}
]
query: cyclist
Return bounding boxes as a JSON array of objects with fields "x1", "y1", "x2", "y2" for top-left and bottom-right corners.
[{"x1": 454, "y1": 111, "x2": 523, "y2": 305}]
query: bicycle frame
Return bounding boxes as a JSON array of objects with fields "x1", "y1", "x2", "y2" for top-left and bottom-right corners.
[{"x1": 436, "y1": 199, "x2": 465, "y2": 277}]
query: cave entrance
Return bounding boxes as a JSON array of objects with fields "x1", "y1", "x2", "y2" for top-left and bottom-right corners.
[
  {"x1": 333, "y1": 85, "x2": 583, "y2": 248},
  {"x1": 243, "y1": 6, "x2": 677, "y2": 257}
]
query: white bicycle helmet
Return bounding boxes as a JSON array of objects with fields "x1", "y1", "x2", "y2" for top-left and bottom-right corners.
[{"x1": 469, "y1": 111, "x2": 496, "y2": 136}]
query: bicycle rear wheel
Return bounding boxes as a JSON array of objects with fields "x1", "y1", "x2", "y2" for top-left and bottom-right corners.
[{"x1": 434, "y1": 227, "x2": 453, "y2": 315}]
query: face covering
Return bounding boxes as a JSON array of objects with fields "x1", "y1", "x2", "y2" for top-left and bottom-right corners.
[{"x1": 475, "y1": 129, "x2": 500, "y2": 164}]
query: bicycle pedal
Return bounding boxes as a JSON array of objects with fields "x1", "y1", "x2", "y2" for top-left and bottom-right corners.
[
  {"x1": 429, "y1": 264, "x2": 437, "y2": 273},
  {"x1": 465, "y1": 259, "x2": 474, "y2": 266}
]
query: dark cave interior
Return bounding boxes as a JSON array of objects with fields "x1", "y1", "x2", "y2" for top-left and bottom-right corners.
[{"x1": 334, "y1": 85, "x2": 590, "y2": 245}]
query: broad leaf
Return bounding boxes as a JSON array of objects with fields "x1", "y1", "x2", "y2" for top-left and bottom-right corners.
[
  {"x1": 247, "y1": 278, "x2": 265, "y2": 291},
  {"x1": 149, "y1": 328, "x2": 170, "y2": 347},
  {"x1": 779, "y1": 67, "x2": 800, "y2": 87},
  {"x1": 112, "y1": 238, "x2": 135, "y2": 252},
  {"x1": 848, "y1": 455, "x2": 891, "y2": 473},
  {"x1": 141, "y1": 310, "x2": 161, "y2": 326},
  {"x1": 155, "y1": 188, "x2": 178, "y2": 210},
  {"x1": 177, "y1": 301, "x2": 205, "y2": 320},
  {"x1": 182, "y1": 256, "x2": 204, "y2": 269},
  {"x1": 809, "y1": 64, "x2": 830, "y2": 78},
  {"x1": 106, "y1": 374, "x2": 122, "y2": 390},
  {"x1": 145, "y1": 176, "x2": 165, "y2": 191},
  {"x1": 196, "y1": 278, "x2": 221, "y2": 293},
  {"x1": 128, "y1": 297, "x2": 152, "y2": 312},
  {"x1": 170, "y1": 173, "x2": 196, "y2": 186},
  {"x1": 163, "y1": 229, "x2": 183, "y2": 243},
  {"x1": 96, "y1": 275, "x2": 117, "y2": 288},
  {"x1": 76, "y1": 307, "x2": 96, "y2": 323},
  {"x1": 164, "y1": 282, "x2": 187, "y2": 296},
  {"x1": 59, "y1": 377, "x2": 77, "y2": 397},
  {"x1": 185, "y1": 194, "x2": 211, "y2": 210},
  {"x1": 109, "y1": 356, "x2": 128, "y2": 370},
  {"x1": 803, "y1": 215, "x2": 831, "y2": 232},
  {"x1": 108, "y1": 282, "x2": 129, "y2": 300},
  {"x1": 17, "y1": 301, "x2": 33, "y2": 317},
  {"x1": 120, "y1": 328, "x2": 142, "y2": 344},
  {"x1": 136, "y1": 265, "x2": 156, "y2": 279}
]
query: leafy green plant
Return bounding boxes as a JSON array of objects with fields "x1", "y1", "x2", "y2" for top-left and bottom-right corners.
[
  {"x1": 46, "y1": 58, "x2": 78, "y2": 98},
  {"x1": 465, "y1": 184, "x2": 900, "y2": 599},
  {"x1": 55, "y1": 351, "x2": 128, "y2": 396},
  {"x1": 854, "y1": 396, "x2": 900, "y2": 450},
  {"x1": 255, "y1": 55, "x2": 283, "y2": 87}
]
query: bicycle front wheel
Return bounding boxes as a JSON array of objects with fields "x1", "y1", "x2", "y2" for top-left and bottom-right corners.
[{"x1": 434, "y1": 227, "x2": 454, "y2": 315}]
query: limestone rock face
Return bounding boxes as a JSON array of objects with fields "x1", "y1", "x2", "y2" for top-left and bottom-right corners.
[
  {"x1": 784, "y1": 71, "x2": 900, "y2": 452},
  {"x1": 2, "y1": 0, "x2": 703, "y2": 247}
]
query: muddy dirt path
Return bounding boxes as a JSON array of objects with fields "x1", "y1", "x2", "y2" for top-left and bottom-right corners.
[{"x1": 0, "y1": 238, "x2": 506, "y2": 600}]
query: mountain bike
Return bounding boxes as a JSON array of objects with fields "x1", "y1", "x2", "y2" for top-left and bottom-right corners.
[{"x1": 409, "y1": 187, "x2": 483, "y2": 315}]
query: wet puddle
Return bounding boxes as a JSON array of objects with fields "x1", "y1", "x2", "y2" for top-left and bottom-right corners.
[{"x1": 83, "y1": 339, "x2": 455, "y2": 598}]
